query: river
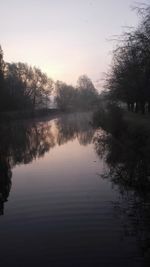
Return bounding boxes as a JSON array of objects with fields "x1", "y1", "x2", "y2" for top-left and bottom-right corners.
[{"x1": 0, "y1": 112, "x2": 149, "y2": 266}]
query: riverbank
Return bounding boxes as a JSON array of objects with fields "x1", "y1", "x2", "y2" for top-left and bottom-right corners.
[
  {"x1": 93, "y1": 105, "x2": 150, "y2": 136},
  {"x1": 124, "y1": 111, "x2": 150, "y2": 132}
]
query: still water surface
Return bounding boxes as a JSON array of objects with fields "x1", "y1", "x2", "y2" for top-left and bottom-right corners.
[{"x1": 0, "y1": 113, "x2": 148, "y2": 266}]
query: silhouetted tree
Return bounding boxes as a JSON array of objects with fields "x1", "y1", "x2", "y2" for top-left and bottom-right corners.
[
  {"x1": 0, "y1": 45, "x2": 6, "y2": 111},
  {"x1": 105, "y1": 4, "x2": 150, "y2": 114},
  {"x1": 55, "y1": 76, "x2": 98, "y2": 111},
  {"x1": 29, "y1": 67, "x2": 53, "y2": 110},
  {"x1": 77, "y1": 75, "x2": 98, "y2": 110},
  {"x1": 55, "y1": 81, "x2": 76, "y2": 111},
  {"x1": 4, "y1": 62, "x2": 53, "y2": 111}
]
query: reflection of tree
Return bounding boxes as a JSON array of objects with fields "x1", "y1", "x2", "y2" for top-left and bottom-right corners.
[
  {"x1": 94, "y1": 128, "x2": 150, "y2": 264},
  {"x1": 56, "y1": 113, "x2": 95, "y2": 146},
  {"x1": 77, "y1": 130, "x2": 94, "y2": 146},
  {"x1": 0, "y1": 112, "x2": 96, "y2": 215},
  {"x1": 114, "y1": 191, "x2": 150, "y2": 263},
  {"x1": 0, "y1": 121, "x2": 55, "y2": 215},
  {"x1": 94, "y1": 127, "x2": 150, "y2": 191},
  {"x1": 0, "y1": 154, "x2": 12, "y2": 215},
  {"x1": 5, "y1": 122, "x2": 55, "y2": 166}
]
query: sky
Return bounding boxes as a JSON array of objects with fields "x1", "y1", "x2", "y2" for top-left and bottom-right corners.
[{"x1": 1, "y1": 0, "x2": 149, "y2": 89}]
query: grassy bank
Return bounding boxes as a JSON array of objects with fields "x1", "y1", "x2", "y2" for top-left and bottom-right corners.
[
  {"x1": 124, "y1": 111, "x2": 150, "y2": 132},
  {"x1": 93, "y1": 104, "x2": 150, "y2": 136}
]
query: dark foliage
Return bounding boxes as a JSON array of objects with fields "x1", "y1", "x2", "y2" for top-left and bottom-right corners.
[
  {"x1": 105, "y1": 5, "x2": 150, "y2": 114},
  {"x1": 55, "y1": 75, "x2": 98, "y2": 111},
  {"x1": 0, "y1": 47, "x2": 53, "y2": 113}
]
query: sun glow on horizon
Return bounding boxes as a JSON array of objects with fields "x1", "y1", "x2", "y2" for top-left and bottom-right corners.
[{"x1": 1, "y1": 0, "x2": 147, "y2": 86}]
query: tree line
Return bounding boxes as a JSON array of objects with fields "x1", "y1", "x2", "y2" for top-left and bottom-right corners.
[
  {"x1": 0, "y1": 47, "x2": 53, "y2": 112},
  {"x1": 105, "y1": 4, "x2": 150, "y2": 114},
  {"x1": 0, "y1": 46, "x2": 98, "y2": 113},
  {"x1": 55, "y1": 75, "x2": 98, "y2": 111}
]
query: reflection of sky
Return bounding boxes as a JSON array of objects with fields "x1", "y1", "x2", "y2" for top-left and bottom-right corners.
[{"x1": 1, "y1": 0, "x2": 148, "y2": 87}]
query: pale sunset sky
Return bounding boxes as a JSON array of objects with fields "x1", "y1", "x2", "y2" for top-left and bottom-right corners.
[{"x1": 1, "y1": 0, "x2": 149, "y2": 88}]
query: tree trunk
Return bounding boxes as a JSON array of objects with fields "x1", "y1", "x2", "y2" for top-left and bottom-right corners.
[
  {"x1": 135, "y1": 102, "x2": 139, "y2": 113},
  {"x1": 141, "y1": 102, "x2": 145, "y2": 114},
  {"x1": 127, "y1": 102, "x2": 130, "y2": 111},
  {"x1": 148, "y1": 102, "x2": 150, "y2": 113},
  {"x1": 131, "y1": 103, "x2": 134, "y2": 112}
]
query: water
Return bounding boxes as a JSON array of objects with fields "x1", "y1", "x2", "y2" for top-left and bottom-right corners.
[{"x1": 0, "y1": 113, "x2": 149, "y2": 266}]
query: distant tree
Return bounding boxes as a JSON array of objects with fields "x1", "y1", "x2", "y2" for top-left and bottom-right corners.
[
  {"x1": 55, "y1": 76, "x2": 98, "y2": 111},
  {"x1": 0, "y1": 45, "x2": 4, "y2": 82},
  {"x1": 27, "y1": 67, "x2": 53, "y2": 110},
  {"x1": 77, "y1": 75, "x2": 98, "y2": 109},
  {"x1": 0, "y1": 45, "x2": 6, "y2": 111},
  {"x1": 55, "y1": 81, "x2": 76, "y2": 111},
  {"x1": 77, "y1": 75, "x2": 96, "y2": 92}
]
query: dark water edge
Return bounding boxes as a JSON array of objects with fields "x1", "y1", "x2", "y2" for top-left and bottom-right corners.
[
  {"x1": 0, "y1": 112, "x2": 149, "y2": 266},
  {"x1": 0, "y1": 108, "x2": 60, "y2": 122}
]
